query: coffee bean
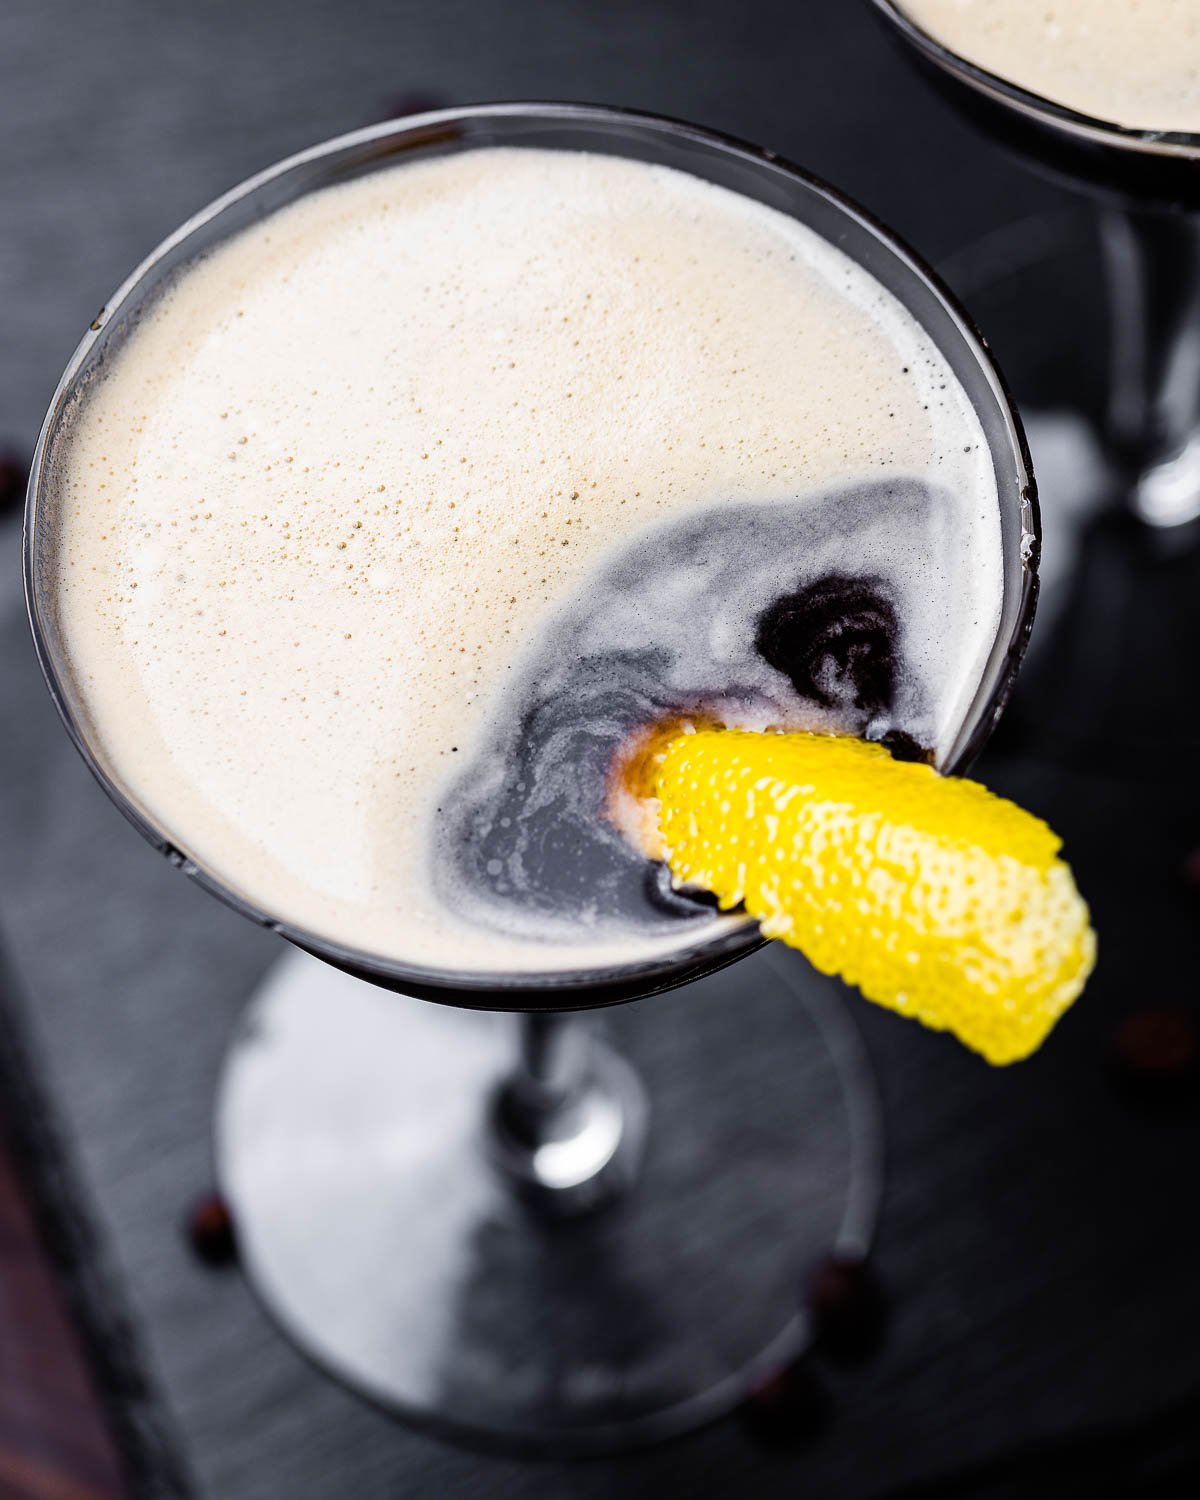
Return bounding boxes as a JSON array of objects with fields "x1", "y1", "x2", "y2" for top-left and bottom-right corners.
[
  {"x1": 184, "y1": 1192, "x2": 238, "y2": 1266},
  {"x1": 1108, "y1": 1008, "x2": 1200, "y2": 1115},
  {"x1": 808, "y1": 1251, "x2": 887, "y2": 1362}
]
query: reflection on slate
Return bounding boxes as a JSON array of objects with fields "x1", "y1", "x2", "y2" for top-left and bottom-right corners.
[
  {"x1": 437, "y1": 1214, "x2": 671, "y2": 1415},
  {"x1": 2, "y1": 0, "x2": 1200, "y2": 1496}
]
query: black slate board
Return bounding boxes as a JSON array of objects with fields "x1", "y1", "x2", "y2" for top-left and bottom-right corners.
[{"x1": 3, "y1": 1, "x2": 1200, "y2": 1496}]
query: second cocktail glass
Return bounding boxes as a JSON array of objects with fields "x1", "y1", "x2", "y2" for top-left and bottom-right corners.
[
  {"x1": 871, "y1": 1, "x2": 1200, "y2": 762},
  {"x1": 24, "y1": 105, "x2": 1037, "y2": 1453}
]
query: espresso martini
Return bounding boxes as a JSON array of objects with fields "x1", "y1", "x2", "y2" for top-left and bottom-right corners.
[
  {"x1": 46, "y1": 145, "x2": 1003, "y2": 975},
  {"x1": 28, "y1": 110, "x2": 1048, "y2": 1450},
  {"x1": 900, "y1": 0, "x2": 1200, "y2": 134}
]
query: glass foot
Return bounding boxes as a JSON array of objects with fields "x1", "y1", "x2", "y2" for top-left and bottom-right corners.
[{"x1": 215, "y1": 946, "x2": 881, "y2": 1454}]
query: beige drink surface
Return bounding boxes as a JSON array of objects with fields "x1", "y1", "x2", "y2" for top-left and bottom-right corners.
[
  {"x1": 47, "y1": 147, "x2": 1002, "y2": 974},
  {"x1": 901, "y1": 0, "x2": 1200, "y2": 134}
]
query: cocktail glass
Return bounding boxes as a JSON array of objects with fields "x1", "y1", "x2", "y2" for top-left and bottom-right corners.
[
  {"x1": 869, "y1": 2, "x2": 1200, "y2": 762},
  {"x1": 24, "y1": 104, "x2": 1037, "y2": 1454}
]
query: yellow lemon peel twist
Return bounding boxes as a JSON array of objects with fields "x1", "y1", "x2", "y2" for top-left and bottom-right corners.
[{"x1": 641, "y1": 727, "x2": 1095, "y2": 1065}]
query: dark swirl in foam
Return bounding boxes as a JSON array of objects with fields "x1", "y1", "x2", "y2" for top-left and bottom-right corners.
[{"x1": 435, "y1": 476, "x2": 966, "y2": 949}]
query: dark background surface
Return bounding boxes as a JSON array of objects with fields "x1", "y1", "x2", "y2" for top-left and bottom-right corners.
[{"x1": 1, "y1": 1, "x2": 1198, "y2": 1497}]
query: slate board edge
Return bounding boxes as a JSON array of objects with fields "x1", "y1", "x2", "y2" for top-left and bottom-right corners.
[{"x1": 0, "y1": 926, "x2": 197, "y2": 1500}]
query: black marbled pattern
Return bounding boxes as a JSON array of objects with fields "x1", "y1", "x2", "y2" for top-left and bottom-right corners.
[{"x1": 438, "y1": 482, "x2": 952, "y2": 946}]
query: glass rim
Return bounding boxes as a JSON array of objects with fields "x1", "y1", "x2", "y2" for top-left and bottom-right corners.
[
  {"x1": 23, "y1": 99, "x2": 1039, "y2": 1007},
  {"x1": 867, "y1": 0, "x2": 1200, "y2": 160}
]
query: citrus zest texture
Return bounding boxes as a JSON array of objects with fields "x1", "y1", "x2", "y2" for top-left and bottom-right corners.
[{"x1": 635, "y1": 727, "x2": 1095, "y2": 1065}]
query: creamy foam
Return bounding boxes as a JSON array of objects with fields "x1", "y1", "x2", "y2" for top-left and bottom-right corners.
[
  {"x1": 47, "y1": 146, "x2": 1002, "y2": 973},
  {"x1": 901, "y1": 0, "x2": 1200, "y2": 134}
]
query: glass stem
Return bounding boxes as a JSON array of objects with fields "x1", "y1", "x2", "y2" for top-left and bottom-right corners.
[
  {"x1": 488, "y1": 1011, "x2": 648, "y2": 1215},
  {"x1": 1102, "y1": 205, "x2": 1200, "y2": 527},
  {"x1": 503, "y1": 1011, "x2": 590, "y2": 1140}
]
